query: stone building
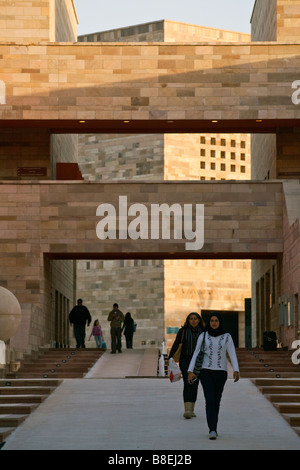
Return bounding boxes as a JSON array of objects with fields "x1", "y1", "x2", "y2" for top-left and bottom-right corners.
[
  {"x1": 77, "y1": 21, "x2": 252, "y2": 351},
  {"x1": 0, "y1": 0, "x2": 299, "y2": 367}
]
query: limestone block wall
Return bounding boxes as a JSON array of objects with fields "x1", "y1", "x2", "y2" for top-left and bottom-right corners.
[
  {"x1": 78, "y1": 20, "x2": 250, "y2": 44},
  {"x1": 0, "y1": 0, "x2": 77, "y2": 43},
  {"x1": 164, "y1": 133, "x2": 250, "y2": 181},
  {"x1": 78, "y1": 134, "x2": 164, "y2": 181},
  {"x1": 251, "y1": 134, "x2": 277, "y2": 180},
  {"x1": 78, "y1": 21, "x2": 165, "y2": 43},
  {"x1": 277, "y1": 0, "x2": 300, "y2": 41},
  {"x1": 251, "y1": 0, "x2": 277, "y2": 41},
  {"x1": 54, "y1": 0, "x2": 77, "y2": 42},
  {"x1": 163, "y1": 21, "x2": 250, "y2": 43},
  {"x1": 2, "y1": 43, "x2": 300, "y2": 123},
  {"x1": 164, "y1": 259, "x2": 251, "y2": 349},
  {"x1": 251, "y1": 0, "x2": 300, "y2": 42},
  {"x1": 77, "y1": 260, "x2": 164, "y2": 350}
]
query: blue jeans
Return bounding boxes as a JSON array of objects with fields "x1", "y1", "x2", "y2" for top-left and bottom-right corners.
[
  {"x1": 179, "y1": 357, "x2": 200, "y2": 403},
  {"x1": 94, "y1": 336, "x2": 102, "y2": 348},
  {"x1": 200, "y1": 369, "x2": 227, "y2": 432}
]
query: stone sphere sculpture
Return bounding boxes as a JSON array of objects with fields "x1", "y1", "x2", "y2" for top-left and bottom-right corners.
[{"x1": 0, "y1": 286, "x2": 22, "y2": 341}]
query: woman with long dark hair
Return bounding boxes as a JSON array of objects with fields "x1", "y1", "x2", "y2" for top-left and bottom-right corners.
[
  {"x1": 121, "y1": 311, "x2": 135, "y2": 349},
  {"x1": 169, "y1": 312, "x2": 205, "y2": 419},
  {"x1": 188, "y1": 312, "x2": 240, "y2": 440}
]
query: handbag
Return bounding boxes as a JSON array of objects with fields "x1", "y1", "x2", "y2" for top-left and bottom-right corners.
[
  {"x1": 193, "y1": 332, "x2": 206, "y2": 377},
  {"x1": 168, "y1": 358, "x2": 181, "y2": 383},
  {"x1": 172, "y1": 329, "x2": 185, "y2": 362}
]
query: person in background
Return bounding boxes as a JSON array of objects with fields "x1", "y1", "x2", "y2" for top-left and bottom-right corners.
[
  {"x1": 188, "y1": 312, "x2": 240, "y2": 440},
  {"x1": 121, "y1": 312, "x2": 135, "y2": 349},
  {"x1": 168, "y1": 312, "x2": 205, "y2": 419},
  {"x1": 107, "y1": 303, "x2": 125, "y2": 354},
  {"x1": 69, "y1": 298, "x2": 92, "y2": 349},
  {"x1": 89, "y1": 319, "x2": 103, "y2": 348}
]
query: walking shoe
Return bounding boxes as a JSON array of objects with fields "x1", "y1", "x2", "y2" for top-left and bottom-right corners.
[{"x1": 209, "y1": 431, "x2": 217, "y2": 440}]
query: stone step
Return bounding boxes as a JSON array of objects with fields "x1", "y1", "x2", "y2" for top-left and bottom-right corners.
[
  {"x1": 272, "y1": 403, "x2": 300, "y2": 414},
  {"x1": 242, "y1": 372, "x2": 300, "y2": 378},
  {"x1": 266, "y1": 394, "x2": 300, "y2": 403},
  {"x1": 0, "y1": 403, "x2": 39, "y2": 415},
  {"x1": 293, "y1": 427, "x2": 300, "y2": 437},
  {"x1": 282, "y1": 414, "x2": 300, "y2": 427},
  {"x1": 0, "y1": 379, "x2": 62, "y2": 387},
  {"x1": 0, "y1": 427, "x2": 15, "y2": 443},
  {"x1": 0, "y1": 395, "x2": 47, "y2": 404},
  {"x1": 252, "y1": 378, "x2": 300, "y2": 387},
  {"x1": 0, "y1": 415, "x2": 27, "y2": 427},
  {"x1": 6, "y1": 372, "x2": 86, "y2": 379},
  {"x1": 14, "y1": 364, "x2": 94, "y2": 371},
  {"x1": 259, "y1": 386, "x2": 300, "y2": 395},
  {"x1": 0, "y1": 386, "x2": 57, "y2": 395}
]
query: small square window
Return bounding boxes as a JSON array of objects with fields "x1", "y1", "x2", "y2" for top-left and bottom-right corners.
[
  {"x1": 241, "y1": 166, "x2": 246, "y2": 173},
  {"x1": 211, "y1": 137, "x2": 216, "y2": 145},
  {"x1": 231, "y1": 152, "x2": 236, "y2": 160},
  {"x1": 241, "y1": 141, "x2": 246, "y2": 148},
  {"x1": 200, "y1": 161, "x2": 206, "y2": 169},
  {"x1": 221, "y1": 139, "x2": 226, "y2": 146},
  {"x1": 221, "y1": 151, "x2": 226, "y2": 158},
  {"x1": 221, "y1": 163, "x2": 226, "y2": 171},
  {"x1": 210, "y1": 150, "x2": 216, "y2": 158},
  {"x1": 210, "y1": 162, "x2": 215, "y2": 170},
  {"x1": 231, "y1": 165, "x2": 236, "y2": 172},
  {"x1": 200, "y1": 149, "x2": 205, "y2": 156},
  {"x1": 200, "y1": 136, "x2": 206, "y2": 144}
]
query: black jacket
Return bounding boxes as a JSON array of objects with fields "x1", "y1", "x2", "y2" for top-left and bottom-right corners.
[{"x1": 69, "y1": 305, "x2": 91, "y2": 326}]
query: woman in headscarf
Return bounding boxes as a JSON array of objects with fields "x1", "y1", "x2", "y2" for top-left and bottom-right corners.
[
  {"x1": 188, "y1": 312, "x2": 240, "y2": 440},
  {"x1": 168, "y1": 312, "x2": 205, "y2": 419}
]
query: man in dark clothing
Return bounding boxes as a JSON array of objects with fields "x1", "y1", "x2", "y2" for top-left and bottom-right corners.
[
  {"x1": 69, "y1": 299, "x2": 92, "y2": 348},
  {"x1": 107, "y1": 303, "x2": 125, "y2": 354}
]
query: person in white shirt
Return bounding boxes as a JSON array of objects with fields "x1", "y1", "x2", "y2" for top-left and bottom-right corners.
[{"x1": 188, "y1": 312, "x2": 240, "y2": 440}]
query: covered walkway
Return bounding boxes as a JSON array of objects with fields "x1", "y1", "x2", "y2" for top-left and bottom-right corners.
[{"x1": 2, "y1": 349, "x2": 300, "y2": 451}]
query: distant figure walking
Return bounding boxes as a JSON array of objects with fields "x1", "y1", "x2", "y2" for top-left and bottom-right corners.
[
  {"x1": 122, "y1": 312, "x2": 135, "y2": 349},
  {"x1": 107, "y1": 303, "x2": 125, "y2": 354},
  {"x1": 89, "y1": 319, "x2": 103, "y2": 348},
  {"x1": 69, "y1": 299, "x2": 92, "y2": 348}
]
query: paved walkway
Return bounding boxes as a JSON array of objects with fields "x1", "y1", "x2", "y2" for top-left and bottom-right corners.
[{"x1": 2, "y1": 349, "x2": 300, "y2": 451}]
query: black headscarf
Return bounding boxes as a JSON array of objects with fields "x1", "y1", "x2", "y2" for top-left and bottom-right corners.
[{"x1": 206, "y1": 312, "x2": 226, "y2": 337}]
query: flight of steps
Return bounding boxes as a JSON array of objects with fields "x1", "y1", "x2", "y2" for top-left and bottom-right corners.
[
  {"x1": 0, "y1": 378, "x2": 62, "y2": 447},
  {"x1": 252, "y1": 378, "x2": 300, "y2": 438},
  {"x1": 0, "y1": 347, "x2": 105, "y2": 447},
  {"x1": 236, "y1": 348, "x2": 300, "y2": 379},
  {"x1": 236, "y1": 348, "x2": 300, "y2": 438},
  {"x1": 6, "y1": 348, "x2": 105, "y2": 379}
]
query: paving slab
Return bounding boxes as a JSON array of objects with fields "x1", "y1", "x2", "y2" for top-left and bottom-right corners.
[{"x1": 2, "y1": 350, "x2": 300, "y2": 451}]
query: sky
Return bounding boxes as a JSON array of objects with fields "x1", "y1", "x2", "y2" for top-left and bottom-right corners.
[{"x1": 73, "y1": 0, "x2": 255, "y2": 37}]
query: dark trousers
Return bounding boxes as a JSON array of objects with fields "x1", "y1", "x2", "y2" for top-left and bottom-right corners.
[
  {"x1": 125, "y1": 333, "x2": 133, "y2": 349},
  {"x1": 200, "y1": 369, "x2": 227, "y2": 432},
  {"x1": 74, "y1": 324, "x2": 86, "y2": 348},
  {"x1": 110, "y1": 327, "x2": 122, "y2": 352},
  {"x1": 179, "y1": 357, "x2": 200, "y2": 403}
]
